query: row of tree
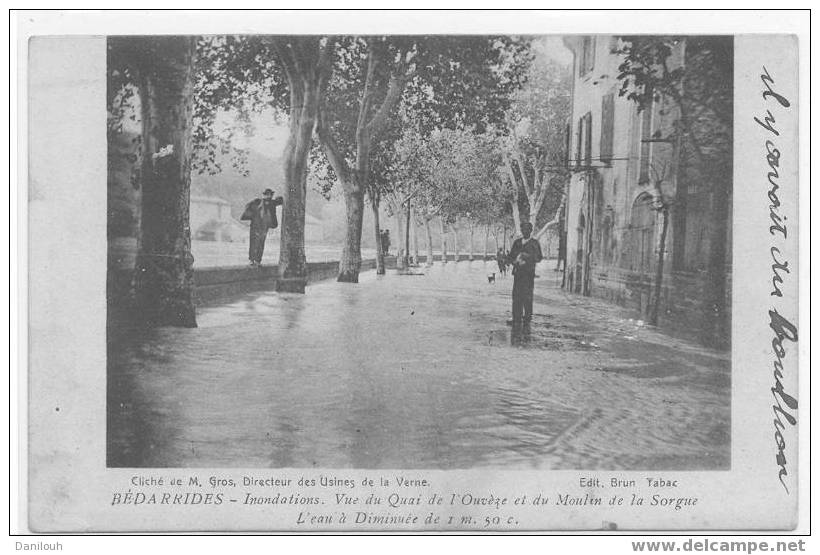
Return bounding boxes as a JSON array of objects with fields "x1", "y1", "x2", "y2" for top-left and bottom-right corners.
[{"x1": 107, "y1": 35, "x2": 572, "y2": 327}]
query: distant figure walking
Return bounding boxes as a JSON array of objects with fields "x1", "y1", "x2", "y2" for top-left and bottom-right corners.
[
  {"x1": 508, "y1": 222, "x2": 543, "y2": 326},
  {"x1": 380, "y1": 229, "x2": 391, "y2": 256},
  {"x1": 241, "y1": 188, "x2": 283, "y2": 267},
  {"x1": 496, "y1": 248, "x2": 508, "y2": 276}
]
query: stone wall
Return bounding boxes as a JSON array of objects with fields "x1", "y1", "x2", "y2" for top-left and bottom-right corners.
[
  {"x1": 562, "y1": 36, "x2": 733, "y2": 350},
  {"x1": 587, "y1": 264, "x2": 732, "y2": 348}
]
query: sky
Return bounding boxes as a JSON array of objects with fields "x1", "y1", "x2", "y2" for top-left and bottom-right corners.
[{"x1": 541, "y1": 36, "x2": 573, "y2": 66}]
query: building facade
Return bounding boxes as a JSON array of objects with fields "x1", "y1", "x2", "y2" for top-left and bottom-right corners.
[
  {"x1": 562, "y1": 36, "x2": 733, "y2": 348},
  {"x1": 191, "y1": 195, "x2": 240, "y2": 242}
]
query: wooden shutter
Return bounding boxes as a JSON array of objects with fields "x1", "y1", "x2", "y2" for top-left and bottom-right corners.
[
  {"x1": 565, "y1": 119, "x2": 572, "y2": 168},
  {"x1": 580, "y1": 36, "x2": 596, "y2": 76},
  {"x1": 639, "y1": 94, "x2": 654, "y2": 183},
  {"x1": 583, "y1": 112, "x2": 592, "y2": 167},
  {"x1": 575, "y1": 116, "x2": 583, "y2": 168},
  {"x1": 600, "y1": 93, "x2": 614, "y2": 164}
]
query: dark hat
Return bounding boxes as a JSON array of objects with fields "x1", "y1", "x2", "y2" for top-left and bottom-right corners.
[{"x1": 263, "y1": 188, "x2": 274, "y2": 195}]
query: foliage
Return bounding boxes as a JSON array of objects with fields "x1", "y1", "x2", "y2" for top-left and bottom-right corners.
[
  {"x1": 506, "y1": 49, "x2": 572, "y2": 168},
  {"x1": 613, "y1": 35, "x2": 734, "y2": 185},
  {"x1": 502, "y1": 41, "x2": 572, "y2": 232},
  {"x1": 389, "y1": 126, "x2": 511, "y2": 230},
  {"x1": 193, "y1": 36, "x2": 289, "y2": 175},
  {"x1": 613, "y1": 36, "x2": 685, "y2": 112},
  {"x1": 316, "y1": 35, "x2": 532, "y2": 196}
]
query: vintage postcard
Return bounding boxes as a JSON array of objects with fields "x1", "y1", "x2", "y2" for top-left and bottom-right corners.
[{"x1": 14, "y1": 10, "x2": 807, "y2": 534}]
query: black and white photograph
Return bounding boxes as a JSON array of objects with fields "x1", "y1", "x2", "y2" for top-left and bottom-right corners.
[
  {"x1": 104, "y1": 33, "x2": 733, "y2": 471},
  {"x1": 16, "y1": 10, "x2": 806, "y2": 536}
]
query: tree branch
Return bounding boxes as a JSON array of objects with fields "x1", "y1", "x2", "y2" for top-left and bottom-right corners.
[
  {"x1": 316, "y1": 36, "x2": 336, "y2": 93},
  {"x1": 286, "y1": 38, "x2": 307, "y2": 79},
  {"x1": 269, "y1": 39, "x2": 297, "y2": 88},
  {"x1": 513, "y1": 151, "x2": 533, "y2": 197},
  {"x1": 534, "y1": 192, "x2": 566, "y2": 239},
  {"x1": 366, "y1": 72, "x2": 407, "y2": 138},
  {"x1": 501, "y1": 153, "x2": 521, "y2": 201},
  {"x1": 316, "y1": 109, "x2": 352, "y2": 187},
  {"x1": 356, "y1": 43, "x2": 378, "y2": 143}
]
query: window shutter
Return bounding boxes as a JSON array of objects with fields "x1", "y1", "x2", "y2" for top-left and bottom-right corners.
[
  {"x1": 583, "y1": 112, "x2": 592, "y2": 167},
  {"x1": 565, "y1": 119, "x2": 572, "y2": 168},
  {"x1": 580, "y1": 36, "x2": 597, "y2": 76},
  {"x1": 639, "y1": 95, "x2": 654, "y2": 184},
  {"x1": 575, "y1": 116, "x2": 583, "y2": 168},
  {"x1": 600, "y1": 93, "x2": 614, "y2": 164}
]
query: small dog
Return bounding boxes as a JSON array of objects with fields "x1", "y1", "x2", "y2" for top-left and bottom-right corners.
[{"x1": 487, "y1": 272, "x2": 496, "y2": 284}]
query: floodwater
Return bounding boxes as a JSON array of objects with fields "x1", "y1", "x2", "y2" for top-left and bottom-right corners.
[{"x1": 107, "y1": 261, "x2": 730, "y2": 470}]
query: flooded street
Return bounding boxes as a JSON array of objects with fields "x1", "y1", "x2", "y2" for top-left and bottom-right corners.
[{"x1": 108, "y1": 261, "x2": 730, "y2": 470}]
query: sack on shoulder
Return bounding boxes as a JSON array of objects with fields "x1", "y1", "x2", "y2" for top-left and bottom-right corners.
[{"x1": 240, "y1": 200, "x2": 257, "y2": 221}]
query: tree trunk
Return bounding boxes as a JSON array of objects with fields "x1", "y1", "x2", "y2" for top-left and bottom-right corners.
[
  {"x1": 439, "y1": 217, "x2": 448, "y2": 263},
  {"x1": 483, "y1": 224, "x2": 490, "y2": 260},
  {"x1": 411, "y1": 208, "x2": 419, "y2": 264},
  {"x1": 316, "y1": 40, "x2": 408, "y2": 285},
  {"x1": 468, "y1": 222, "x2": 475, "y2": 261},
  {"x1": 452, "y1": 225, "x2": 460, "y2": 261},
  {"x1": 511, "y1": 199, "x2": 522, "y2": 232},
  {"x1": 504, "y1": 158, "x2": 527, "y2": 230},
  {"x1": 650, "y1": 206, "x2": 669, "y2": 326},
  {"x1": 370, "y1": 193, "x2": 385, "y2": 275},
  {"x1": 269, "y1": 36, "x2": 335, "y2": 291},
  {"x1": 133, "y1": 36, "x2": 197, "y2": 328},
  {"x1": 277, "y1": 84, "x2": 320, "y2": 293},
  {"x1": 394, "y1": 206, "x2": 405, "y2": 269},
  {"x1": 404, "y1": 200, "x2": 411, "y2": 268},
  {"x1": 338, "y1": 187, "x2": 364, "y2": 282},
  {"x1": 424, "y1": 217, "x2": 434, "y2": 266}
]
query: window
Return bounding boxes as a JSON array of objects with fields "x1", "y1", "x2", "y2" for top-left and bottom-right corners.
[
  {"x1": 638, "y1": 94, "x2": 655, "y2": 184},
  {"x1": 579, "y1": 36, "x2": 596, "y2": 76},
  {"x1": 600, "y1": 93, "x2": 615, "y2": 164},
  {"x1": 576, "y1": 112, "x2": 592, "y2": 168}
]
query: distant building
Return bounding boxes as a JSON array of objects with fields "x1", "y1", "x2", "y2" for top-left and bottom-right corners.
[
  {"x1": 191, "y1": 195, "x2": 248, "y2": 243},
  {"x1": 561, "y1": 36, "x2": 732, "y2": 347}
]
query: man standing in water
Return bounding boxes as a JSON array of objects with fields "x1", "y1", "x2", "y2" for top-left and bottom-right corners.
[
  {"x1": 241, "y1": 188, "x2": 284, "y2": 267},
  {"x1": 507, "y1": 222, "x2": 543, "y2": 326}
]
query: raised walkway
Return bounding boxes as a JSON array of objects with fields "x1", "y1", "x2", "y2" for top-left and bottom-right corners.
[{"x1": 108, "y1": 253, "x2": 497, "y2": 305}]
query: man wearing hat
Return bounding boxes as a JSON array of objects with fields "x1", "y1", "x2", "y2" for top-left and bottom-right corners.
[
  {"x1": 507, "y1": 221, "x2": 543, "y2": 326},
  {"x1": 241, "y1": 188, "x2": 284, "y2": 266}
]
